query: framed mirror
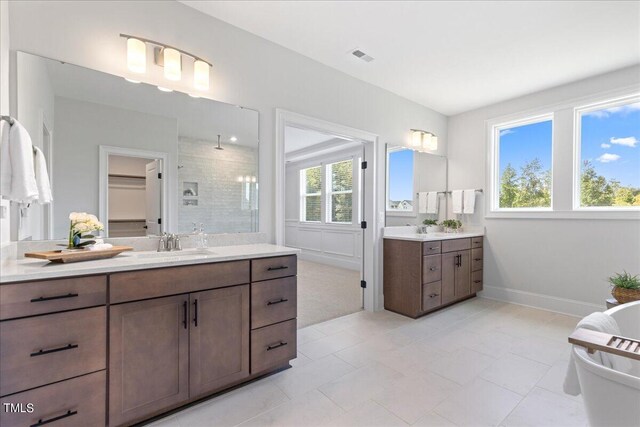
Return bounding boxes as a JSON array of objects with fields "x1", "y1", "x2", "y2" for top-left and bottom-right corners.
[
  {"x1": 13, "y1": 51, "x2": 259, "y2": 240},
  {"x1": 385, "y1": 144, "x2": 447, "y2": 226}
]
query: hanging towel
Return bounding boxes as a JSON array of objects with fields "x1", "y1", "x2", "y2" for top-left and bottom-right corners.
[
  {"x1": 0, "y1": 120, "x2": 38, "y2": 204},
  {"x1": 33, "y1": 147, "x2": 52, "y2": 204},
  {"x1": 426, "y1": 192, "x2": 438, "y2": 214},
  {"x1": 463, "y1": 189, "x2": 476, "y2": 214},
  {"x1": 418, "y1": 192, "x2": 428, "y2": 213},
  {"x1": 451, "y1": 190, "x2": 463, "y2": 214},
  {"x1": 563, "y1": 312, "x2": 632, "y2": 396},
  {"x1": 0, "y1": 120, "x2": 11, "y2": 197}
]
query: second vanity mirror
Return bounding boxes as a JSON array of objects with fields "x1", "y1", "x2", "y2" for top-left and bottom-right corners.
[
  {"x1": 385, "y1": 144, "x2": 447, "y2": 227},
  {"x1": 14, "y1": 51, "x2": 259, "y2": 240}
]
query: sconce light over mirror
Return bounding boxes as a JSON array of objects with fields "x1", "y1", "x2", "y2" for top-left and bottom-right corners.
[
  {"x1": 410, "y1": 129, "x2": 438, "y2": 152},
  {"x1": 122, "y1": 34, "x2": 212, "y2": 92}
]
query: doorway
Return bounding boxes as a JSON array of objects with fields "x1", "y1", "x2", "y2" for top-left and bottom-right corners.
[{"x1": 282, "y1": 123, "x2": 370, "y2": 328}]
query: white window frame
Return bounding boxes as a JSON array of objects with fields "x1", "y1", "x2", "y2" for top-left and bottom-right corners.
[
  {"x1": 300, "y1": 165, "x2": 322, "y2": 223},
  {"x1": 573, "y1": 94, "x2": 640, "y2": 212},
  {"x1": 489, "y1": 113, "x2": 555, "y2": 213},
  {"x1": 386, "y1": 146, "x2": 416, "y2": 217},
  {"x1": 326, "y1": 159, "x2": 355, "y2": 224}
]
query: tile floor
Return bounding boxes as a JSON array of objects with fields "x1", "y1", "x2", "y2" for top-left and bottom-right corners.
[{"x1": 150, "y1": 298, "x2": 587, "y2": 427}]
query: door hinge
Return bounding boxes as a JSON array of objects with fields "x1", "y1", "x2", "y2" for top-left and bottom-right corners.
[
  {"x1": 158, "y1": 172, "x2": 162, "y2": 179},
  {"x1": 157, "y1": 218, "x2": 162, "y2": 225},
  {"x1": 360, "y1": 221, "x2": 367, "y2": 229},
  {"x1": 361, "y1": 161, "x2": 368, "y2": 170},
  {"x1": 360, "y1": 280, "x2": 367, "y2": 289}
]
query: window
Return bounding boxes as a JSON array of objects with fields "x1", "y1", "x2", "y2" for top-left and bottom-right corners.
[
  {"x1": 327, "y1": 159, "x2": 353, "y2": 223},
  {"x1": 387, "y1": 148, "x2": 414, "y2": 213},
  {"x1": 300, "y1": 166, "x2": 321, "y2": 222},
  {"x1": 576, "y1": 97, "x2": 640, "y2": 209},
  {"x1": 492, "y1": 115, "x2": 553, "y2": 210}
]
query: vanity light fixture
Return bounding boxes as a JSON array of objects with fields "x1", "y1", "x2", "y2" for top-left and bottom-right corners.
[
  {"x1": 410, "y1": 129, "x2": 438, "y2": 152},
  {"x1": 124, "y1": 78, "x2": 141, "y2": 84},
  {"x1": 157, "y1": 86, "x2": 173, "y2": 92},
  {"x1": 120, "y1": 34, "x2": 213, "y2": 90},
  {"x1": 126, "y1": 37, "x2": 146, "y2": 74}
]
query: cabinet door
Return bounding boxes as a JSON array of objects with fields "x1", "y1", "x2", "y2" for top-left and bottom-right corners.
[
  {"x1": 109, "y1": 295, "x2": 189, "y2": 426},
  {"x1": 190, "y1": 285, "x2": 250, "y2": 397},
  {"x1": 455, "y1": 250, "x2": 471, "y2": 298},
  {"x1": 441, "y1": 252, "x2": 457, "y2": 305}
]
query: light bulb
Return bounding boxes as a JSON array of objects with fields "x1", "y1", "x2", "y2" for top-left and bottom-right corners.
[
  {"x1": 163, "y1": 48, "x2": 182, "y2": 81},
  {"x1": 193, "y1": 60, "x2": 210, "y2": 90},
  {"x1": 126, "y1": 38, "x2": 146, "y2": 74}
]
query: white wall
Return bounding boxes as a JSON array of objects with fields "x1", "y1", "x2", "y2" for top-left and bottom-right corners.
[
  {"x1": 0, "y1": 0, "x2": 10, "y2": 244},
  {"x1": 7, "y1": 0, "x2": 448, "y2": 245},
  {"x1": 285, "y1": 147, "x2": 363, "y2": 270},
  {"x1": 52, "y1": 96, "x2": 177, "y2": 239},
  {"x1": 447, "y1": 65, "x2": 640, "y2": 315}
]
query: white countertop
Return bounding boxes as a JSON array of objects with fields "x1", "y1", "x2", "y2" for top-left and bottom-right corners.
[
  {"x1": 383, "y1": 230, "x2": 484, "y2": 242},
  {"x1": 0, "y1": 244, "x2": 300, "y2": 283}
]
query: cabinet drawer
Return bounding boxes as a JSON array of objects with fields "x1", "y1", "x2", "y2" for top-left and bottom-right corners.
[
  {"x1": 422, "y1": 241, "x2": 442, "y2": 255},
  {"x1": 110, "y1": 260, "x2": 250, "y2": 303},
  {"x1": 472, "y1": 270, "x2": 483, "y2": 293},
  {"x1": 422, "y1": 255, "x2": 442, "y2": 284},
  {"x1": 252, "y1": 256, "x2": 297, "y2": 282},
  {"x1": 471, "y1": 236, "x2": 483, "y2": 248},
  {"x1": 252, "y1": 277, "x2": 297, "y2": 329},
  {"x1": 0, "y1": 371, "x2": 105, "y2": 427},
  {"x1": 0, "y1": 275, "x2": 106, "y2": 321},
  {"x1": 471, "y1": 248, "x2": 483, "y2": 272},
  {"x1": 251, "y1": 319, "x2": 297, "y2": 374},
  {"x1": 0, "y1": 307, "x2": 106, "y2": 396},
  {"x1": 422, "y1": 282, "x2": 442, "y2": 312},
  {"x1": 441, "y1": 238, "x2": 471, "y2": 253}
]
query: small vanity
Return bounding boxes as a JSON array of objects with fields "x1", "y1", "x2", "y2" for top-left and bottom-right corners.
[
  {"x1": 383, "y1": 230, "x2": 484, "y2": 318},
  {"x1": 0, "y1": 245, "x2": 298, "y2": 427}
]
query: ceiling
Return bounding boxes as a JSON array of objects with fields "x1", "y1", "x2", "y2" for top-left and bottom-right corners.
[
  {"x1": 182, "y1": 1, "x2": 640, "y2": 115},
  {"x1": 284, "y1": 125, "x2": 360, "y2": 163}
]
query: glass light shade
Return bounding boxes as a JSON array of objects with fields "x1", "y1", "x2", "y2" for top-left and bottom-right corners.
[
  {"x1": 157, "y1": 86, "x2": 173, "y2": 92},
  {"x1": 427, "y1": 135, "x2": 438, "y2": 151},
  {"x1": 163, "y1": 48, "x2": 182, "y2": 81},
  {"x1": 127, "y1": 38, "x2": 146, "y2": 74},
  {"x1": 193, "y1": 60, "x2": 210, "y2": 90},
  {"x1": 411, "y1": 130, "x2": 423, "y2": 148}
]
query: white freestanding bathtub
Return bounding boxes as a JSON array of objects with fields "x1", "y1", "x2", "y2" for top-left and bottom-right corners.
[{"x1": 572, "y1": 301, "x2": 640, "y2": 427}]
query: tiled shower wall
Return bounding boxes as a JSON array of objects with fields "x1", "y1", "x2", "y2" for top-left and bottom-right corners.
[{"x1": 178, "y1": 138, "x2": 258, "y2": 234}]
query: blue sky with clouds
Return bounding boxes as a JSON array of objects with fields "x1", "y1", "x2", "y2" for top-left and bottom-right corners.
[
  {"x1": 581, "y1": 102, "x2": 640, "y2": 188},
  {"x1": 499, "y1": 120, "x2": 553, "y2": 176}
]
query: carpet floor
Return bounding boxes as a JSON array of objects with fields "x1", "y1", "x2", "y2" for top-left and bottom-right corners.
[{"x1": 296, "y1": 260, "x2": 362, "y2": 328}]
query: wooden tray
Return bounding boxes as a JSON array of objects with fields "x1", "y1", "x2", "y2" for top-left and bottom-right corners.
[{"x1": 24, "y1": 246, "x2": 134, "y2": 263}]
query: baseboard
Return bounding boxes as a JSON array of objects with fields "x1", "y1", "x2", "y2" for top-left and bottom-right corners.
[
  {"x1": 298, "y1": 251, "x2": 360, "y2": 271},
  {"x1": 481, "y1": 285, "x2": 603, "y2": 318}
]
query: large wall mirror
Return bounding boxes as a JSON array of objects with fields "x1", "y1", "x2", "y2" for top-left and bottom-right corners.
[
  {"x1": 13, "y1": 51, "x2": 259, "y2": 241},
  {"x1": 385, "y1": 144, "x2": 447, "y2": 226}
]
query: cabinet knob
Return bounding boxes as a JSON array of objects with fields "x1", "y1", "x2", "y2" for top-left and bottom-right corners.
[
  {"x1": 429, "y1": 267, "x2": 438, "y2": 271},
  {"x1": 428, "y1": 293, "x2": 439, "y2": 298}
]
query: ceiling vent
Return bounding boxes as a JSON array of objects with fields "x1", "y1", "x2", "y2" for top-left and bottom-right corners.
[{"x1": 351, "y1": 49, "x2": 374, "y2": 63}]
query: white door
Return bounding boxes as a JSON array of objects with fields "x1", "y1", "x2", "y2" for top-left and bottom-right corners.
[{"x1": 145, "y1": 160, "x2": 162, "y2": 235}]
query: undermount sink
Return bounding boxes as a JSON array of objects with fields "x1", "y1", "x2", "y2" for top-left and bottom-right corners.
[{"x1": 134, "y1": 248, "x2": 217, "y2": 259}]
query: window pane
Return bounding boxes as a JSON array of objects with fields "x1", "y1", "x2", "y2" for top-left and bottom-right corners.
[
  {"x1": 387, "y1": 149, "x2": 414, "y2": 211},
  {"x1": 330, "y1": 160, "x2": 353, "y2": 192},
  {"x1": 579, "y1": 100, "x2": 640, "y2": 207},
  {"x1": 304, "y1": 166, "x2": 321, "y2": 194},
  {"x1": 305, "y1": 195, "x2": 321, "y2": 221},
  {"x1": 331, "y1": 193, "x2": 352, "y2": 223},
  {"x1": 498, "y1": 119, "x2": 552, "y2": 208}
]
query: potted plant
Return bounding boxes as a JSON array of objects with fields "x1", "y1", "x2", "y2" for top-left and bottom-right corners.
[
  {"x1": 421, "y1": 219, "x2": 440, "y2": 233},
  {"x1": 608, "y1": 271, "x2": 640, "y2": 304},
  {"x1": 440, "y1": 219, "x2": 462, "y2": 233},
  {"x1": 68, "y1": 212, "x2": 104, "y2": 249}
]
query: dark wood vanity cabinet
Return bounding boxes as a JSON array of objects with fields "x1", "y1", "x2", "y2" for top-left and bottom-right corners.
[
  {"x1": 1, "y1": 254, "x2": 297, "y2": 427},
  {"x1": 384, "y1": 236, "x2": 483, "y2": 318}
]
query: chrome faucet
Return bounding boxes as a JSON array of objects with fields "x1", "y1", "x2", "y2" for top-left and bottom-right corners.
[{"x1": 157, "y1": 233, "x2": 184, "y2": 252}]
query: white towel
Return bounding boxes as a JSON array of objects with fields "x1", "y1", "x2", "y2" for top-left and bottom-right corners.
[
  {"x1": 86, "y1": 243, "x2": 113, "y2": 251},
  {"x1": 451, "y1": 190, "x2": 463, "y2": 214},
  {"x1": 0, "y1": 120, "x2": 38, "y2": 204},
  {"x1": 33, "y1": 147, "x2": 52, "y2": 204},
  {"x1": 463, "y1": 189, "x2": 476, "y2": 214},
  {"x1": 563, "y1": 312, "x2": 632, "y2": 396},
  {"x1": 426, "y1": 192, "x2": 438, "y2": 214},
  {"x1": 418, "y1": 192, "x2": 428, "y2": 213}
]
